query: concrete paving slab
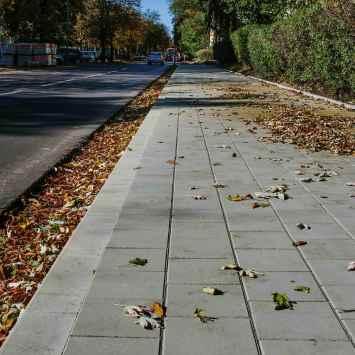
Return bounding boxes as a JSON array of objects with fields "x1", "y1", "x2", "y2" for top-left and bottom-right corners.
[
  {"x1": 301, "y1": 240, "x2": 355, "y2": 260},
  {"x1": 237, "y1": 249, "x2": 308, "y2": 272},
  {"x1": 261, "y1": 340, "x2": 355, "y2": 355},
  {"x1": 166, "y1": 284, "x2": 248, "y2": 317},
  {"x1": 168, "y1": 259, "x2": 239, "y2": 285},
  {"x1": 64, "y1": 337, "x2": 159, "y2": 355},
  {"x1": 244, "y1": 271, "x2": 324, "y2": 301},
  {"x1": 163, "y1": 317, "x2": 258, "y2": 355},
  {"x1": 71, "y1": 297, "x2": 159, "y2": 338},
  {"x1": 285, "y1": 222, "x2": 351, "y2": 241},
  {"x1": 250, "y1": 301, "x2": 348, "y2": 341},
  {"x1": 108, "y1": 227, "x2": 169, "y2": 249},
  {"x1": 88, "y1": 270, "x2": 164, "y2": 299},
  {"x1": 96, "y1": 248, "x2": 166, "y2": 273},
  {"x1": 324, "y1": 285, "x2": 355, "y2": 317},
  {"x1": 0, "y1": 313, "x2": 76, "y2": 355},
  {"x1": 231, "y1": 231, "x2": 293, "y2": 249},
  {"x1": 311, "y1": 259, "x2": 355, "y2": 286}
]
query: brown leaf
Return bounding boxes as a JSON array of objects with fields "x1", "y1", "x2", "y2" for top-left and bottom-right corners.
[
  {"x1": 252, "y1": 202, "x2": 270, "y2": 209},
  {"x1": 150, "y1": 302, "x2": 166, "y2": 318},
  {"x1": 293, "y1": 240, "x2": 308, "y2": 247}
]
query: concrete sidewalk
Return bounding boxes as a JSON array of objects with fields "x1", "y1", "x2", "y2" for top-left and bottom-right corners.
[{"x1": 2, "y1": 65, "x2": 355, "y2": 355}]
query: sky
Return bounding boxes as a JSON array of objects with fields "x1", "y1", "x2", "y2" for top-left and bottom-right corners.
[{"x1": 141, "y1": 0, "x2": 173, "y2": 33}]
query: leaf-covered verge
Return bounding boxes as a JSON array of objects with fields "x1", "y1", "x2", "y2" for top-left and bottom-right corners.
[
  {"x1": 256, "y1": 105, "x2": 355, "y2": 155},
  {"x1": 205, "y1": 77, "x2": 354, "y2": 156},
  {"x1": 0, "y1": 66, "x2": 174, "y2": 346}
]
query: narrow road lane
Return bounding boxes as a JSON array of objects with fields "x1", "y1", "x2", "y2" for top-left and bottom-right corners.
[{"x1": 0, "y1": 63, "x2": 166, "y2": 212}]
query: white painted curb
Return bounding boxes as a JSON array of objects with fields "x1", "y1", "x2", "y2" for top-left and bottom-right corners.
[{"x1": 228, "y1": 69, "x2": 355, "y2": 111}]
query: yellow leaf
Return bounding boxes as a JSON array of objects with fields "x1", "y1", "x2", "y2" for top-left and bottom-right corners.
[{"x1": 150, "y1": 303, "x2": 165, "y2": 318}]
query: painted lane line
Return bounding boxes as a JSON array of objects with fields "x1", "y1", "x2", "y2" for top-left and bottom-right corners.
[
  {"x1": 0, "y1": 89, "x2": 25, "y2": 96},
  {"x1": 40, "y1": 73, "x2": 105, "y2": 88}
]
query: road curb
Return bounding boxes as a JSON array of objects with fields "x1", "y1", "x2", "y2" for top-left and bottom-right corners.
[{"x1": 0, "y1": 85, "x2": 168, "y2": 355}]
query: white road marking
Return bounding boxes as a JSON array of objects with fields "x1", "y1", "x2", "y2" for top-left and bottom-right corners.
[
  {"x1": 0, "y1": 66, "x2": 130, "y2": 95},
  {"x1": 0, "y1": 89, "x2": 24, "y2": 96}
]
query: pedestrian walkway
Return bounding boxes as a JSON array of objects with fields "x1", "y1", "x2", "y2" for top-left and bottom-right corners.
[{"x1": 2, "y1": 65, "x2": 355, "y2": 355}]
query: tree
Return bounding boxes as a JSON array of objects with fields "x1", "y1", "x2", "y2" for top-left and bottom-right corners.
[{"x1": 0, "y1": 0, "x2": 85, "y2": 43}]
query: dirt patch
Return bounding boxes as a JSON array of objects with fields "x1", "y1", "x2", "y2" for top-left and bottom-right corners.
[{"x1": 0, "y1": 66, "x2": 174, "y2": 346}]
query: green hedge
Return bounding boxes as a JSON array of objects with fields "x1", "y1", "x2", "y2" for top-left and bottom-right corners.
[
  {"x1": 247, "y1": 25, "x2": 282, "y2": 79},
  {"x1": 231, "y1": 25, "x2": 255, "y2": 66},
  {"x1": 195, "y1": 48, "x2": 213, "y2": 63},
  {"x1": 272, "y1": 3, "x2": 354, "y2": 95},
  {"x1": 230, "y1": 3, "x2": 355, "y2": 96}
]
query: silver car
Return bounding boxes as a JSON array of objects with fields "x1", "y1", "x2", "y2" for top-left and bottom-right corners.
[{"x1": 147, "y1": 52, "x2": 164, "y2": 65}]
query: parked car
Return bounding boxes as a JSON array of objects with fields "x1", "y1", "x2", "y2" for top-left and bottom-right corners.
[
  {"x1": 134, "y1": 55, "x2": 147, "y2": 62},
  {"x1": 57, "y1": 47, "x2": 81, "y2": 65},
  {"x1": 147, "y1": 52, "x2": 164, "y2": 65},
  {"x1": 56, "y1": 53, "x2": 64, "y2": 65},
  {"x1": 80, "y1": 50, "x2": 97, "y2": 63}
]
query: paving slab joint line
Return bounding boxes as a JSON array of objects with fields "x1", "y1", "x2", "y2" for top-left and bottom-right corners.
[
  {"x1": 158, "y1": 111, "x2": 180, "y2": 355},
  {"x1": 197, "y1": 111, "x2": 263, "y2": 355},
  {"x1": 218, "y1": 118, "x2": 355, "y2": 347}
]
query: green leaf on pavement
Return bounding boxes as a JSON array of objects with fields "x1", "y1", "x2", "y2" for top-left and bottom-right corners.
[
  {"x1": 129, "y1": 258, "x2": 148, "y2": 266},
  {"x1": 272, "y1": 292, "x2": 296, "y2": 310}
]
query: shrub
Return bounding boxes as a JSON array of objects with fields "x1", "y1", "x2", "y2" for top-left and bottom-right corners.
[
  {"x1": 195, "y1": 47, "x2": 213, "y2": 62},
  {"x1": 231, "y1": 25, "x2": 257, "y2": 66},
  {"x1": 272, "y1": 3, "x2": 354, "y2": 96},
  {"x1": 230, "y1": 2, "x2": 354, "y2": 97},
  {"x1": 247, "y1": 25, "x2": 281, "y2": 78}
]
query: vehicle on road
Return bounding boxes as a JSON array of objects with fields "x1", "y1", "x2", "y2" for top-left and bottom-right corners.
[
  {"x1": 80, "y1": 50, "x2": 97, "y2": 63},
  {"x1": 56, "y1": 53, "x2": 64, "y2": 65},
  {"x1": 147, "y1": 52, "x2": 164, "y2": 65},
  {"x1": 165, "y1": 48, "x2": 181, "y2": 64},
  {"x1": 57, "y1": 47, "x2": 81, "y2": 65}
]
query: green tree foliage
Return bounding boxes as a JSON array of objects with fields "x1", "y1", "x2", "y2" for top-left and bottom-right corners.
[
  {"x1": 0, "y1": 0, "x2": 84, "y2": 43},
  {"x1": 179, "y1": 12, "x2": 208, "y2": 57},
  {"x1": 231, "y1": 1, "x2": 354, "y2": 96},
  {"x1": 0, "y1": 0, "x2": 170, "y2": 61}
]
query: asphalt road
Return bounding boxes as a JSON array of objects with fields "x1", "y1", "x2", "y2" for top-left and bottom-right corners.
[{"x1": 0, "y1": 63, "x2": 167, "y2": 212}]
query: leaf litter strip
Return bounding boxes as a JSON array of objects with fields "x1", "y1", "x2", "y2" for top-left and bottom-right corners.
[
  {"x1": 217, "y1": 116, "x2": 355, "y2": 347},
  {"x1": 0, "y1": 66, "x2": 175, "y2": 346},
  {"x1": 197, "y1": 110, "x2": 263, "y2": 355}
]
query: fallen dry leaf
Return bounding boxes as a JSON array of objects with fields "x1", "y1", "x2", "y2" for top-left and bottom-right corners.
[
  {"x1": 221, "y1": 264, "x2": 242, "y2": 271},
  {"x1": 150, "y1": 302, "x2": 166, "y2": 318},
  {"x1": 193, "y1": 308, "x2": 217, "y2": 323},
  {"x1": 255, "y1": 106, "x2": 355, "y2": 155},
  {"x1": 227, "y1": 194, "x2": 253, "y2": 202},
  {"x1": 193, "y1": 195, "x2": 208, "y2": 200},
  {"x1": 294, "y1": 285, "x2": 311, "y2": 294},
  {"x1": 252, "y1": 202, "x2": 271, "y2": 209},
  {"x1": 296, "y1": 223, "x2": 311, "y2": 231},
  {"x1": 239, "y1": 269, "x2": 264, "y2": 279},
  {"x1": 202, "y1": 287, "x2": 224, "y2": 296},
  {"x1": 293, "y1": 240, "x2": 308, "y2": 247},
  {"x1": 213, "y1": 183, "x2": 226, "y2": 189},
  {"x1": 347, "y1": 262, "x2": 355, "y2": 271}
]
